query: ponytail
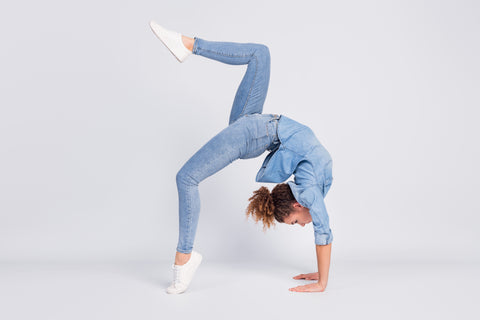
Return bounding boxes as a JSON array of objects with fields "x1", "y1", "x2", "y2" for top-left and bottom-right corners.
[
  {"x1": 246, "y1": 186, "x2": 275, "y2": 231},
  {"x1": 246, "y1": 183, "x2": 296, "y2": 230}
]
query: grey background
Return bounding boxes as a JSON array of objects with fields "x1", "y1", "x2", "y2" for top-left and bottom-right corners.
[
  {"x1": 2, "y1": 1, "x2": 480, "y2": 319},
  {"x1": 1, "y1": 0, "x2": 479, "y2": 265}
]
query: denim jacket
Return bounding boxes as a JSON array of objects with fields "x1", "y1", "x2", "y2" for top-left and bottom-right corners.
[{"x1": 255, "y1": 115, "x2": 333, "y2": 245}]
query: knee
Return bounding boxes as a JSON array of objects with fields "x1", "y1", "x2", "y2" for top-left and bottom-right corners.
[
  {"x1": 176, "y1": 167, "x2": 197, "y2": 187},
  {"x1": 251, "y1": 43, "x2": 270, "y2": 64},
  {"x1": 254, "y1": 44, "x2": 270, "y2": 63}
]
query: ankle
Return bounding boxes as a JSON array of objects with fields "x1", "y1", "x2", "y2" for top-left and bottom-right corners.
[
  {"x1": 175, "y1": 252, "x2": 191, "y2": 266},
  {"x1": 181, "y1": 35, "x2": 194, "y2": 52}
]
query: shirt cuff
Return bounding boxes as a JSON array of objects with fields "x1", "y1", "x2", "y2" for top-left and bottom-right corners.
[{"x1": 314, "y1": 229, "x2": 333, "y2": 245}]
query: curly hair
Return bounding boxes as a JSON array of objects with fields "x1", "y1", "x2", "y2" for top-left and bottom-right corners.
[{"x1": 245, "y1": 183, "x2": 296, "y2": 231}]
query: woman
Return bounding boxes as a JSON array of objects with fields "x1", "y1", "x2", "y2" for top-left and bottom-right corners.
[{"x1": 150, "y1": 21, "x2": 334, "y2": 294}]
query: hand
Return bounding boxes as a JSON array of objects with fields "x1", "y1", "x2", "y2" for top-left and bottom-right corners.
[
  {"x1": 292, "y1": 272, "x2": 319, "y2": 281},
  {"x1": 289, "y1": 282, "x2": 326, "y2": 293}
]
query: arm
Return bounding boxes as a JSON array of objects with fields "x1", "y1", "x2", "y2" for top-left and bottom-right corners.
[
  {"x1": 289, "y1": 184, "x2": 333, "y2": 292},
  {"x1": 306, "y1": 183, "x2": 333, "y2": 287},
  {"x1": 316, "y1": 242, "x2": 332, "y2": 288}
]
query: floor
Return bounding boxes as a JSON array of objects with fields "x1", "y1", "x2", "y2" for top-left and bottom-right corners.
[{"x1": 0, "y1": 259, "x2": 478, "y2": 320}]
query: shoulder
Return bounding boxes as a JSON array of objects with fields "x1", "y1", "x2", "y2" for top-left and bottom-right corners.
[{"x1": 288, "y1": 181, "x2": 323, "y2": 208}]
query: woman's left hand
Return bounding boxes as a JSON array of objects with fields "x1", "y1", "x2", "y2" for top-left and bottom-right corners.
[{"x1": 289, "y1": 282, "x2": 326, "y2": 292}]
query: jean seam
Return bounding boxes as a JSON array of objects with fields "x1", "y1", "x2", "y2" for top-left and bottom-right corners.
[
  {"x1": 185, "y1": 185, "x2": 192, "y2": 252},
  {"x1": 197, "y1": 47, "x2": 253, "y2": 58},
  {"x1": 239, "y1": 54, "x2": 258, "y2": 117},
  {"x1": 179, "y1": 171, "x2": 199, "y2": 252}
]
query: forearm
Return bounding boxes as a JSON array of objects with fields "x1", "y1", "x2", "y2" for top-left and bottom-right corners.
[{"x1": 315, "y1": 242, "x2": 332, "y2": 286}]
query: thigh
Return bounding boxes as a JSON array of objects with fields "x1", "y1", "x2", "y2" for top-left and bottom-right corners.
[
  {"x1": 179, "y1": 116, "x2": 272, "y2": 183},
  {"x1": 178, "y1": 121, "x2": 248, "y2": 184},
  {"x1": 229, "y1": 45, "x2": 271, "y2": 125}
]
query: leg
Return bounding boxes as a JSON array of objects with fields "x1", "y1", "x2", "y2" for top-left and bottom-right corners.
[
  {"x1": 191, "y1": 37, "x2": 271, "y2": 125},
  {"x1": 151, "y1": 25, "x2": 271, "y2": 124},
  {"x1": 175, "y1": 117, "x2": 272, "y2": 259}
]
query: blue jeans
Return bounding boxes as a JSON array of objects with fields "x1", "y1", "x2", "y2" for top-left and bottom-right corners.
[{"x1": 175, "y1": 37, "x2": 280, "y2": 254}]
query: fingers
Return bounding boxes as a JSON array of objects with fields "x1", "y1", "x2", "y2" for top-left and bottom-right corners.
[
  {"x1": 289, "y1": 285, "x2": 308, "y2": 292},
  {"x1": 293, "y1": 274, "x2": 315, "y2": 280},
  {"x1": 293, "y1": 272, "x2": 319, "y2": 280},
  {"x1": 288, "y1": 283, "x2": 326, "y2": 293}
]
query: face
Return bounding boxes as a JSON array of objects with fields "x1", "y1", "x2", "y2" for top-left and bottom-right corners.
[{"x1": 283, "y1": 202, "x2": 312, "y2": 227}]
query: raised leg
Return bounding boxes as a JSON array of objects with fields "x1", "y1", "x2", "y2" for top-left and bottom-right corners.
[{"x1": 191, "y1": 37, "x2": 271, "y2": 125}]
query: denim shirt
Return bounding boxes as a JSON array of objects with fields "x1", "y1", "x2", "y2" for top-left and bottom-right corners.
[{"x1": 255, "y1": 115, "x2": 333, "y2": 245}]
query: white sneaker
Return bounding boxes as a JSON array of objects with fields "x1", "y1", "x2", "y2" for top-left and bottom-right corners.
[
  {"x1": 149, "y1": 20, "x2": 192, "y2": 63},
  {"x1": 166, "y1": 251, "x2": 203, "y2": 294}
]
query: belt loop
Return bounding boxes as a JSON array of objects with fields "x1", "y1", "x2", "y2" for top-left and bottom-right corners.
[
  {"x1": 270, "y1": 114, "x2": 280, "y2": 122},
  {"x1": 272, "y1": 115, "x2": 280, "y2": 145}
]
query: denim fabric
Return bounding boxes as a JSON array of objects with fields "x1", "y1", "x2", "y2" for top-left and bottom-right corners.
[
  {"x1": 256, "y1": 115, "x2": 334, "y2": 245},
  {"x1": 193, "y1": 37, "x2": 271, "y2": 125},
  {"x1": 176, "y1": 37, "x2": 279, "y2": 253},
  {"x1": 175, "y1": 37, "x2": 333, "y2": 254}
]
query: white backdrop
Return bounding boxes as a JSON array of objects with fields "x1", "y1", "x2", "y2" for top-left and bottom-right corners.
[{"x1": 1, "y1": 0, "x2": 479, "y2": 264}]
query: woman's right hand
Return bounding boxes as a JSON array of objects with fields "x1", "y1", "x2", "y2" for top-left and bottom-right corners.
[{"x1": 292, "y1": 272, "x2": 319, "y2": 280}]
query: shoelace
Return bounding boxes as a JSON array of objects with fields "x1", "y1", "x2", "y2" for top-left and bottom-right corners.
[{"x1": 172, "y1": 266, "x2": 183, "y2": 286}]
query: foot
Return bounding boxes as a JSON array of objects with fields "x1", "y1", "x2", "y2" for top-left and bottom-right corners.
[
  {"x1": 149, "y1": 20, "x2": 192, "y2": 63},
  {"x1": 166, "y1": 251, "x2": 203, "y2": 294}
]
